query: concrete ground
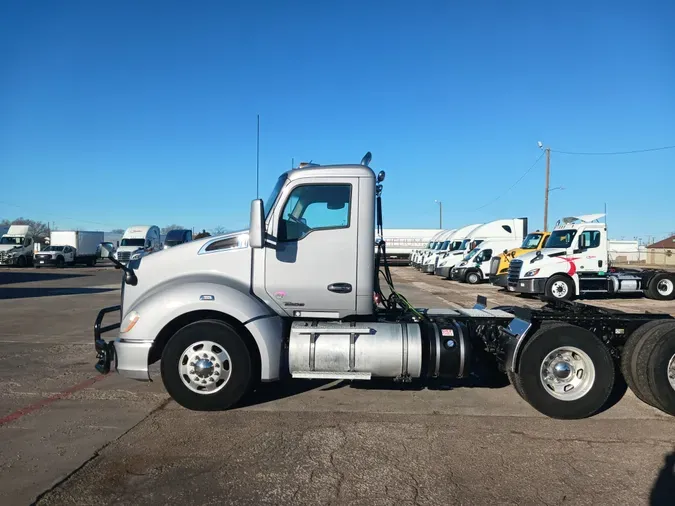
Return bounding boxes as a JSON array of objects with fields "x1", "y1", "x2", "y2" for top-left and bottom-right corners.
[{"x1": 0, "y1": 266, "x2": 674, "y2": 505}]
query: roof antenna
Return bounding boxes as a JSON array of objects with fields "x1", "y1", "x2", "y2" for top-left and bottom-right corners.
[{"x1": 360, "y1": 152, "x2": 372, "y2": 166}]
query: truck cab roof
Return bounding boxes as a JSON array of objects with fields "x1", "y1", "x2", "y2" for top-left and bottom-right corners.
[{"x1": 284, "y1": 163, "x2": 376, "y2": 181}]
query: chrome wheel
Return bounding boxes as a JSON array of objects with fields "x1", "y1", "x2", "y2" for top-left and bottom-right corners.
[
  {"x1": 668, "y1": 354, "x2": 675, "y2": 392},
  {"x1": 657, "y1": 279, "x2": 674, "y2": 297},
  {"x1": 540, "y1": 346, "x2": 595, "y2": 401},
  {"x1": 551, "y1": 280, "x2": 569, "y2": 299},
  {"x1": 179, "y1": 340, "x2": 232, "y2": 394}
]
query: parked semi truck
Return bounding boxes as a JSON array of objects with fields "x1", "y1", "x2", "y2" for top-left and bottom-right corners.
[
  {"x1": 435, "y1": 219, "x2": 527, "y2": 279},
  {"x1": 488, "y1": 231, "x2": 551, "y2": 287},
  {"x1": 507, "y1": 214, "x2": 675, "y2": 301},
  {"x1": 34, "y1": 230, "x2": 104, "y2": 267},
  {"x1": 418, "y1": 229, "x2": 456, "y2": 272},
  {"x1": 113, "y1": 225, "x2": 161, "y2": 264},
  {"x1": 163, "y1": 229, "x2": 193, "y2": 249},
  {"x1": 380, "y1": 228, "x2": 441, "y2": 266},
  {"x1": 94, "y1": 154, "x2": 675, "y2": 420},
  {"x1": 410, "y1": 230, "x2": 447, "y2": 269},
  {"x1": 0, "y1": 225, "x2": 35, "y2": 267}
]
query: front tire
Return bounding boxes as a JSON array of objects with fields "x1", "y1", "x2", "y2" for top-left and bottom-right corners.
[
  {"x1": 545, "y1": 275, "x2": 574, "y2": 301},
  {"x1": 56, "y1": 256, "x2": 65, "y2": 268},
  {"x1": 16, "y1": 255, "x2": 27, "y2": 268},
  {"x1": 466, "y1": 270, "x2": 482, "y2": 285},
  {"x1": 513, "y1": 322, "x2": 615, "y2": 419},
  {"x1": 160, "y1": 319, "x2": 253, "y2": 411}
]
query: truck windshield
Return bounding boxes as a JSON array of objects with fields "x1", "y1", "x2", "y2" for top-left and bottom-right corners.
[
  {"x1": 546, "y1": 230, "x2": 577, "y2": 248},
  {"x1": 264, "y1": 176, "x2": 287, "y2": 220},
  {"x1": 449, "y1": 240, "x2": 462, "y2": 251},
  {"x1": 464, "y1": 247, "x2": 480, "y2": 261},
  {"x1": 0, "y1": 237, "x2": 23, "y2": 245},
  {"x1": 121, "y1": 238, "x2": 145, "y2": 247},
  {"x1": 521, "y1": 233, "x2": 543, "y2": 249},
  {"x1": 440, "y1": 240, "x2": 450, "y2": 250},
  {"x1": 164, "y1": 240, "x2": 182, "y2": 246}
]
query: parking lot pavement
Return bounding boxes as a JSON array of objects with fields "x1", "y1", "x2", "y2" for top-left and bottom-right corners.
[{"x1": 1, "y1": 267, "x2": 674, "y2": 505}]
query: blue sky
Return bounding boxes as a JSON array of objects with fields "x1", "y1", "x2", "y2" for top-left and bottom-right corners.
[{"x1": 1, "y1": 0, "x2": 673, "y2": 241}]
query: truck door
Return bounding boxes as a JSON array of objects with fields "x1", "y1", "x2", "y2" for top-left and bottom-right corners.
[
  {"x1": 264, "y1": 179, "x2": 357, "y2": 317},
  {"x1": 573, "y1": 229, "x2": 605, "y2": 274}
]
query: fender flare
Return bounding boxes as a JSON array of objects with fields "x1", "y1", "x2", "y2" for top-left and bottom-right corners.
[{"x1": 123, "y1": 281, "x2": 284, "y2": 381}]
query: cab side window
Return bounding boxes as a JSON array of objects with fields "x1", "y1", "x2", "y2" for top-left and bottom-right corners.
[
  {"x1": 579, "y1": 231, "x2": 601, "y2": 249},
  {"x1": 278, "y1": 184, "x2": 351, "y2": 242},
  {"x1": 477, "y1": 249, "x2": 492, "y2": 262}
]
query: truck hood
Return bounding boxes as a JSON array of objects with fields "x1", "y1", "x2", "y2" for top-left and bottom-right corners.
[
  {"x1": 437, "y1": 250, "x2": 465, "y2": 268},
  {"x1": 0, "y1": 244, "x2": 23, "y2": 253},
  {"x1": 515, "y1": 248, "x2": 567, "y2": 264},
  {"x1": 121, "y1": 229, "x2": 251, "y2": 316}
]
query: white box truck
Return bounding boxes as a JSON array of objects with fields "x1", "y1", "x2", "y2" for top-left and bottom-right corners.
[
  {"x1": 0, "y1": 225, "x2": 35, "y2": 267},
  {"x1": 34, "y1": 231, "x2": 104, "y2": 268}
]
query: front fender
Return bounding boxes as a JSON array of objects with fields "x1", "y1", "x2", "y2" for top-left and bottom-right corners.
[{"x1": 122, "y1": 281, "x2": 283, "y2": 380}]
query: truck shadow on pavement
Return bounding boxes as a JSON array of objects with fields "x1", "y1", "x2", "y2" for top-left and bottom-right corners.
[
  {"x1": 650, "y1": 450, "x2": 675, "y2": 506},
  {"x1": 0, "y1": 271, "x2": 88, "y2": 285},
  {"x1": 0, "y1": 287, "x2": 117, "y2": 300}
]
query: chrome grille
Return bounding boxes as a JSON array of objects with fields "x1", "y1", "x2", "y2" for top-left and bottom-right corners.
[
  {"x1": 489, "y1": 257, "x2": 500, "y2": 275},
  {"x1": 507, "y1": 259, "x2": 523, "y2": 285},
  {"x1": 117, "y1": 251, "x2": 131, "y2": 262}
]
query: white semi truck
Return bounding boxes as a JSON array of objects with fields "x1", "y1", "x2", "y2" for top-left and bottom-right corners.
[
  {"x1": 418, "y1": 229, "x2": 456, "y2": 272},
  {"x1": 383, "y1": 228, "x2": 442, "y2": 266},
  {"x1": 435, "y1": 219, "x2": 527, "y2": 279},
  {"x1": 428, "y1": 224, "x2": 483, "y2": 276},
  {"x1": 410, "y1": 230, "x2": 447, "y2": 269},
  {"x1": 0, "y1": 225, "x2": 35, "y2": 267},
  {"x1": 94, "y1": 154, "x2": 675, "y2": 420},
  {"x1": 113, "y1": 225, "x2": 161, "y2": 265},
  {"x1": 507, "y1": 214, "x2": 675, "y2": 301},
  {"x1": 34, "y1": 230, "x2": 104, "y2": 267}
]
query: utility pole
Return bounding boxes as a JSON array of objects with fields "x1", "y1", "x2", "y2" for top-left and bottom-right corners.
[
  {"x1": 435, "y1": 200, "x2": 443, "y2": 228},
  {"x1": 543, "y1": 146, "x2": 551, "y2": 231}
]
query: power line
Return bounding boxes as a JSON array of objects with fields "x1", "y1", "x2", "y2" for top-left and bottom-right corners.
[
  {"x1": 551, "y1": 145, "x2": 675, "y2": 156},
  {"x1": 472, "y1": 151, "x2": 545, "y2": 211},
  {"x1": 0, "y1": 200, "x2": 117, "y2": 227}
]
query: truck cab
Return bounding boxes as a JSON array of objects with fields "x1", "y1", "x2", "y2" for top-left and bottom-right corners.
[
  {"x1": 507, "y1": 214, "x2": 608, "y2": 299},
  {"x1": 431, "y1": 224, "x2": 482, "y2": 277},
  {"x1": 411, "y1": 230, "x2": 446, "y2": 269},
  {"x1": 0, "y1": 225, "x2": 35, "y2": 267},
  {"x1": 488, "y1": 231, "x2": 550, "y2": 287},
  {"x1": 420, "y1": 229, "x2": 457, "y2": 273},
  {"x1": 451, "y1": 237, "x2": 525, "y2": 284},
  {"x1": 114, "y1": 225, "x2": 161, "y2": 264},
  {"x1": 163, "y1": 229, "x2": 193, "y2": 249}
]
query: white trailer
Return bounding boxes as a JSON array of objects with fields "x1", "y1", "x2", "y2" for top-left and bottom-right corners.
[
  {"x1": 34, "y1": 231, "x2": 104, "y2": 267},
  {"x1": 380, "y1": 228, "x2": 442, "y2": 265}
]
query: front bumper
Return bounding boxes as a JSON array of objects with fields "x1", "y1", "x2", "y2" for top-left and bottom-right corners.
[
  {"x1": 34, "y1": 256, "x2": 58, "y2": 266},
  {"x1": 422, "y1": 262, "x2": 436, "y2": 273},
  {"x1": 451, "y1": 268, "x2": 467, "y2": 282},
  {"x1": 506, "y1": 277, "x2": 547, "y2": 294},
  {"x1": 435, "y1": 266, "x2": 451, "y2": 278},
  {"x1": 490, "y1": 273, "x2": 508, "y2": 287},
  {"x1": 0, "y1": 256, "x2": 18, "y2": 265},
  {"x1": 94, "y1": 305, "x2": 152, "y2": 381}
]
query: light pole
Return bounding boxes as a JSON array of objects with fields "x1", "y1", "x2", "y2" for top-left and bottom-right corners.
[
  {"x1": 538, "y1": 142, "x2": 552, "y2": 230},
  {"x1": 439, "y1": 201, "x2": 443, "y2": 229}
]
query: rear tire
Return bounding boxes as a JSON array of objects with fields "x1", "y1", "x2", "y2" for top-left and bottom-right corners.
[
  {"x1": 514, "y1": 322, "x2": 615, "y2": 419},
  {"x1": 646, "y1": 328, "x2": 675, "y2": 416},
  {"x1": 160, "y1": 319, "x2": 253, "y2": 411},
  {"x1": 628, "y1": 321, "x2": 675, "y2": 411},
  {"x1": 545, "y1": 275, "x2": 574, "y2": 301},
  {"x1": 621, "y1": 320, "x2": 674, "y2": 408},
  {"x1": 646, "y1": 273, "x2": 675, "y2": 301},
  {"x1": 507, "y1": 369, "x2": 526, "y2": 399}
]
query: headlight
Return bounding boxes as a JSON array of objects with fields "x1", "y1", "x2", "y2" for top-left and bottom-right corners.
[
  {"x1": 7, "y1": 252, "x2": 16, "y2": 258},
  {"x1": 524, "y1": 269, "x2": 540, "y2": 277},
  {"x1": 120, "y1": 311, "x2": 140, "y2": 333},
  {"x1": 130, "y1": 252, "x2": 143, "y2": 260}
]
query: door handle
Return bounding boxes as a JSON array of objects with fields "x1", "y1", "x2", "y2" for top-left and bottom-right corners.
[{"x1": 327, "y1": 283, "x2": 352, "y2": 294}]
